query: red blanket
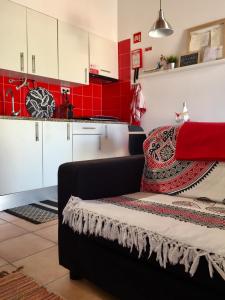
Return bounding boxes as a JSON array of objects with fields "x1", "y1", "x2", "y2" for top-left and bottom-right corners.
[{"x1": 176, "y1": 122, "x2": 225, "y2": 161}]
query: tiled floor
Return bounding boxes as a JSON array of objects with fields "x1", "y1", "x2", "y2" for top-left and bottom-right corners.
[{"x1": 0, "y1": 212, "x2": 116, "y2": 300}]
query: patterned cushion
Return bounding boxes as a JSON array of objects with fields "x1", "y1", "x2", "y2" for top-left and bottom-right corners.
[{"x1": 141, "y1": 125, "x2": 225, "y2": 203}]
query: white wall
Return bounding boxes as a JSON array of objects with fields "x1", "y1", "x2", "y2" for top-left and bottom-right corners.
[
  {"x1": 118, "y1": 0, "x2": 225, "y2": 131},
  {"x1": 141, "y1": 63, "x2": 225, "y2": 131},
  {"x1": 12, "y1": 0, "x2": 118, "y2": 41},
  {"x1": 119, "y1": 0, "x2": 225, "y2": 68}
]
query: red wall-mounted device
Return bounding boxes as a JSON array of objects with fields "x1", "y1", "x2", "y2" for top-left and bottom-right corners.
[
  {"x1": 131, "y1": 49, "x2": 143, "y2": 69},
  {"x1": 133, "y1": 32, "x2": 141, "y2": 44}
]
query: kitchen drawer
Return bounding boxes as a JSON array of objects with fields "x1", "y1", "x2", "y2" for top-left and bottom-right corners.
[{"x1": 72, "y1": 122, "x2": 104, "y2": 135}]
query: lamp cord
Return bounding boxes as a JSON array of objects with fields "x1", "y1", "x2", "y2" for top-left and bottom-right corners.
[{"x1": 160, "y1": 0, "x2": 162, "y2": 10}]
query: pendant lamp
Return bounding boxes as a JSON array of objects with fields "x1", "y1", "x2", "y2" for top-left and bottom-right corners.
[{"x1": 149, "y1": 0, "x2": 174, "y2": 38}]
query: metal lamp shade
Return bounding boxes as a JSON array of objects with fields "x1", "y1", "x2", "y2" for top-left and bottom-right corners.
[{"x1": 149, "y1": 9, "x2": 174, "y2": 38}]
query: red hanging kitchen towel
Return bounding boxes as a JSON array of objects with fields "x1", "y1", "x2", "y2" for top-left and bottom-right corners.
[
  {"x1": 130, "y1": 83, "x2": 146, "y2": 126},
  {"x1": 176, "y1": 122, "x2": 225, "y2": 161}
]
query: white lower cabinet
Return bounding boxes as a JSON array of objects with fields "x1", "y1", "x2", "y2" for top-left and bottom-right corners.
[
  {"x1": 72, "y1": 123, "x2": 129, "y2": 161},
  {"x1": 0, "y1": 120, "x2": 129, "y2": 195},
  {"x1": 101, "y1": 124, "x2": 129, "y2": 158},
  {"x1": 72, "y1": 122, "x2": 104, "y2": 161},
  {"x1": 0, "y1": 119, "x2": 42, "y2": 195},
  {"x1": 72, "y1": 134, "x2": 102, "y2": 161},
  {"x1": 43, "y1": 121, "x2": 72, "y2": 187}
]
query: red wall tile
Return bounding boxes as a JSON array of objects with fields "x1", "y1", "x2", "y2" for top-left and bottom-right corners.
[
  {"x1": 74, "y1": 108, "x2": 82, "y2": 117},
  {"x1": 73, "y1": 86, "x2": 82, "y2": 95},
  {"x1": 118, "y1": 39, "x2": 130, "y2": 55},
  {"x1": 93, "y1": 84, "x2": 102, "y2": 98},
  {"x1": 82, "y1": 84, "x2": 92, "y2": 97},
  {"x1": 93, "y1": 98, "x2": 102, "y2": 110},
  {"x1": 72, "y1": 95, "x2": 82, "y2": 109}
]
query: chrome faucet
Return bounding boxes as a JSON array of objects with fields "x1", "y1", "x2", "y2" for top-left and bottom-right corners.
[{"x1": 6, "y1": 88, "x2": 20, "y2": 116}]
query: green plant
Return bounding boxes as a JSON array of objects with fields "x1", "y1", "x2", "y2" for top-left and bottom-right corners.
[{"x1": 166, "y1": 55, "x2": 178, "y2": 64}]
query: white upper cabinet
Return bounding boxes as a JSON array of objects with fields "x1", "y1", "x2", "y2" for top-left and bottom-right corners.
[
  {"x1": 27, "y1": 9, "x2": 58, "y2": 79},
  {"x1": 58, "y1": 21, "x2": 89, "y2": 84},
  {"x1": 89, "y1": 33, "x2": 118, "y2": 79},
  {"x1": 0, "y1": 0, "x2": 27, "y2": 73}
]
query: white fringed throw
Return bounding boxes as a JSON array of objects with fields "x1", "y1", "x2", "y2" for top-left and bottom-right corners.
[{"x1": 63, "y1": 193, "x2": 225, "y2": 280}]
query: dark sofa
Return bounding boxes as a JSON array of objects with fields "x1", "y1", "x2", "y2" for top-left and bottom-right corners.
[{"x1": 58, "y1": 155, "x2": 225, "y2": 300}]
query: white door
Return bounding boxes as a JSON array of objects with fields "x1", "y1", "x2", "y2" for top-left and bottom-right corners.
[
  {"x1": 73, "y1": 134, "x2": 102, "y2": 161},
  {"x1": 0, "y1": 119, "x2": 42, "y2": 195},
  {"x1": 27, "y1": 8, "x2": 58, "y2": 79},
  {"x1": 43, "y1": 121, "x2": 72, "y2": 187},
  {"x1": 0, "y1": 0, "x2": 27, "y2": 73},
  {"x1": 89, "y1": 33, "x2": 118, "y2": 79},
  {"x1": 58, "y1": 21, "x2": 89, "y2": 84},
  {"x1": 101, "y1": 124, "x2": 129, "y2": 158}
]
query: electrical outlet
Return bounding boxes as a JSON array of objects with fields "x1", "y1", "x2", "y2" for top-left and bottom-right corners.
[{"x1": 61, "y1": 87, "x2": 70, "y2": 94}]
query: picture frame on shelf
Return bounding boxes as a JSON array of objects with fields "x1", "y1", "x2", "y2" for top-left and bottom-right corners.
[
  {"x1": 187, "y1": 18, "x2": 225, "y2": 62},
  {"x1": 179, "y1": 51, "x2": 200, "y2": 67}
]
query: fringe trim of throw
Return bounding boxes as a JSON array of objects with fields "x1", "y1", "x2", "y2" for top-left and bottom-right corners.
[{"x1": 63, "y1": 197, "x2": 225, "y2": 281}]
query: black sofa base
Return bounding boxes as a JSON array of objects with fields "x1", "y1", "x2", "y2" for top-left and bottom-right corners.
[
  {"x1": 58, "y1": 156, "x2": 225, "y2": 300},
  {"x1": 60, "y1": 226, "x2": 225, "y2": 300}
]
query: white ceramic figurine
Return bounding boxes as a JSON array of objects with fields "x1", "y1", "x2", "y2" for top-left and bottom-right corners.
[{"x1": 175, "y1": 101, "x2": 190, "y2": 123}]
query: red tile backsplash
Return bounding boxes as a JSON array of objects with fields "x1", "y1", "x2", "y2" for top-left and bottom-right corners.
[
  {"x1": 83, "y1": 84, "x2": 92, "y2": 97},
  {"x1": 82, "y1": 96, "x2": 92, "y2": 110},
  {"x1": 118, "y1": 39, "x2": 130, "y2": 55},
  {"x1": 119, "y1": 54, "x2": 131, "y2": 70},
  {"x1": 73, "y1": 86, "x2": 82, "y2": 95},
  {"x1": 73, "y1": 95, "x2": 82, "y2": 109},
  {"x1": 0, "y1": 39, "x2": 132, "y2": 122},
  {"x1": 102, "y1": 39, "x2": 132, "y2": 122},
  {"x1": 0, "y1": 77, "x2": 103, "y2": 118}
]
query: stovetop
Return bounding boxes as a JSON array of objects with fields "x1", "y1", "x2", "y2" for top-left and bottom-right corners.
[{"x1": 73, "y1": 116, "x2": 120, "y2": 121}]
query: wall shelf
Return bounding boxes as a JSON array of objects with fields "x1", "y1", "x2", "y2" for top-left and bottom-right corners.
[{"x1": 140, "y1": 58, "x2": 225, "y2": 79}]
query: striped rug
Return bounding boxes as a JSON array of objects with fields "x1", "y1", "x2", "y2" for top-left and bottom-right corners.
[
  {"x1": 5, "y1": 200, "x2": 58, "y2": 224},
  {"x1": 0, "y1": 271, "x2": 62, "y2": 299}
]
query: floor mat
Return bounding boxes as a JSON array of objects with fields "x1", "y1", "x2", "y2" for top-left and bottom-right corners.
[
  {"x1": 0, "y1": 271, "x2": 62, "y2": 299},
  {"x1": 5, "y1": 200, "x2": 58, "y2": 224}
]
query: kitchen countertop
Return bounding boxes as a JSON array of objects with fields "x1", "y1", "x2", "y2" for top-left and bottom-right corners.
[{"x1": 0, "y1": 115, "x2": 128, "y2": 125}]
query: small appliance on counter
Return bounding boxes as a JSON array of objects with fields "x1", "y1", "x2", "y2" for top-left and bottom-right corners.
[
  {"x1": 59, "y1": 90, "x2": 74, "y2": 119},
  {"x1": 67, "y1": 103, "x2": 74, "y2": 119}
]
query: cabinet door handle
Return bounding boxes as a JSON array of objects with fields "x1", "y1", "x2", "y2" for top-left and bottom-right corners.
[
  {"x1": 84, "y1": 68, "x2": 88, "y2": 83},
  {"x1": 35, "y1": 122, "x2": 39, "y2": 141},
  {"x1": 67, "y1": 123, "x2": 70, "y2": 141},
  {"x1": 32, "y1": 55, "x2": 36, "y2": 73},
  {"x1": 100, "y1": 69, "x2": 111, "y2": 73},
  {"x1": 98, "y1": 135, "x2": 101, "y2": 151},
  {"x1": 82, "y1": 127, "x2": 96, "y2": 130},
  {"x1": 20, "y1": 52, "x2": 24, "y2": 72},
  {"x1": 105, "y1": 125, "x2": 108, "y2": 139}
]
